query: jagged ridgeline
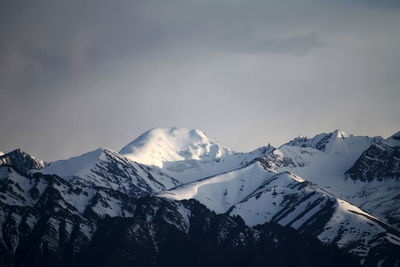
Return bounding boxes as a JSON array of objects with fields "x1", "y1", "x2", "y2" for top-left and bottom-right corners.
[{"x1": 1, "y1": 127, "x2": 400, "y2": 267}]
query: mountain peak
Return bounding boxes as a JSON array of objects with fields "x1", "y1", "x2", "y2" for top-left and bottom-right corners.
[
  {"x1": 119, "y1": 127, "x2": 233, "y2": 168},
  {"x1": 332, "y1": 129, "x2": 349, "y2": 139},
  {"x1": 389, "y1": 131, "x2": 400, "y2": 140},
  {"x1": 385, "y1": 130, "x2": 400, "y2": 147},
  {"x1": 124, "y1": 127, "x2": 210, "y2": 148},
  {"x1": 40, "y1": 147, "x2": 115, "y2": 178},
  {"x1": 0, "y1": 148, "x2": 46, "y2": 173},
  {"x1": 285, "y1": 130, "x2": 382, "y2": 154}
]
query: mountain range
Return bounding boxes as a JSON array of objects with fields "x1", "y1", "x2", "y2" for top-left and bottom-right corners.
[{"x1": 1, "y1": 127, "x2": 399, "y2": 267}]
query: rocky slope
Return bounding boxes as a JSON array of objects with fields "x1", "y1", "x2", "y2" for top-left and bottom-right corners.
[
  {"x1": 158, "y1": 160, "x2": 400, "y2": 265},
  {"x1": 40, "y1": 147, "x2": 179, "y2": 197},
  {"x1": 0, "y1": 149, "x2": 46, "y2": 174},
  {"x1": 1, "y1": 127, "x2": 400, "y2": 267},
  {"x1": 0, "y1": 162, "x2": 358, "y2": 267},
  {"x1": 344, "y1": 131, "x2": 400, "y2": 227}
]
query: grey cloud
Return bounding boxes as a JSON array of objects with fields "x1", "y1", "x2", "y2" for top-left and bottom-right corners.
[
  {"x1": 0, "y1": 0, "x2": 399, "y2": 160},
  {"x1": 0, "y1": 0, "x2": 327, "y2": 92},
  {"x1": 221, "y1": 32, "x2": 325, "y2": 55}
]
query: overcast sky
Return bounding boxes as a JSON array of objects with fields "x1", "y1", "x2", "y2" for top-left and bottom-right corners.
[{"x1": 1, "y1": 0, "x2": 400, "y2": 161}]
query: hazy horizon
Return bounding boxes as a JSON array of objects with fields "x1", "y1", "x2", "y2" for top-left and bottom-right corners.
[{"x1": 1, "y1": 0, "x2": 399, "y2": 161}]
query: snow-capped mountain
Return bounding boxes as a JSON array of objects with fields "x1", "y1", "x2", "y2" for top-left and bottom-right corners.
[
  {"x1": 343, "y1": 131, "x2": 400, "y2": 227},
  {"x1": 0, "y1": 156, "x2": 357, "y2": 267},
  {"x1": 258, "y1": 130, "x2": 400, "y2": 229},
  {"x1": 120, "y1": 127, "x2": 273, "y2": 183},
  {"x1": 40, "y1": 147, "x2": 179, "y2": 196},
  {"x1": 346, "y1": 141, "x2": 400, "y2": 183},
  {"x1": 241, "y1": 129, "x2": 384, "y2": 196},
  {"x1": 1, "y1": 127, "x2": 399, "y2": 267},
  {"x1": 158, "y1": 160, "x2": 400, "y2": 264},
  {"x1": 120, "y1": 128, "x2": 234, "y2": 168},
  {"x1": 286, "y1": 129, "x2": 383, "y2": 155},
  {"x1": 261, "y1": 143, "x2": 360, "y2": 196},
  {"x1": 0, "y1": 149, "x2": 46, "y2": 174},
  {"x1": 386, "y1": 131, "x2": 400, "y2": 147}
]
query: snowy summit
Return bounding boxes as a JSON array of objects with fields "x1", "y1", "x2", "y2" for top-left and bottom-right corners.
[
  {"x1": 119, "y1": 127, "x2": 234, "y2": 167},
  {"x1": 119, "y1": 127, "x2": 273, "y2": 183}
]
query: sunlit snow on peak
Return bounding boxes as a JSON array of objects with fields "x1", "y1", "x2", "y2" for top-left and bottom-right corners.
[
  {"x1": 118, "y1": 127, "x2": 274, "y2": 183},
  {"x1": 119, "y1": 127, "x2": 233, "y2": 168},
  {"x1": 285, "y1": 129, "x2": 383, "y2": 155}
]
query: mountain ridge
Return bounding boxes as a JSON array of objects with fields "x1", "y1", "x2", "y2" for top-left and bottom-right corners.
[
  {"x1": 119, "y1": 127, "x2": 274, "y2": 183},
  {"x1": 1, "y1": 127, "x2": 400, "y2": 267}
]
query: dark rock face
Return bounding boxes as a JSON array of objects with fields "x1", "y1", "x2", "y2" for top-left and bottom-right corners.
[
  {"x1": 0, "y1": 163, "x2": 359, "y2": 267},
  {"x1": 0, "y1": 149, "x2": 45, "y2": 174},
  {"x1": 344, "y1": 141, "x2": 400, "y2": 228},
  {"x1": 346, "y1": 143, "x2": 400, "y2": 182},
  {"x1": 286, "y1": 132, "x2": 335, "y2": 151},
  {"x1": 78, "y1": 198, "x2": 360, "y2": 267},
  {"x1": 38, "y1": 148, "x2": 180, "y2": 197},
  {"x1": 0, "y1": 147, "x2": 399, "y2": 267},
  {"x1": 3, "y1": 196, "x2": 360, "y2": 267}
]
